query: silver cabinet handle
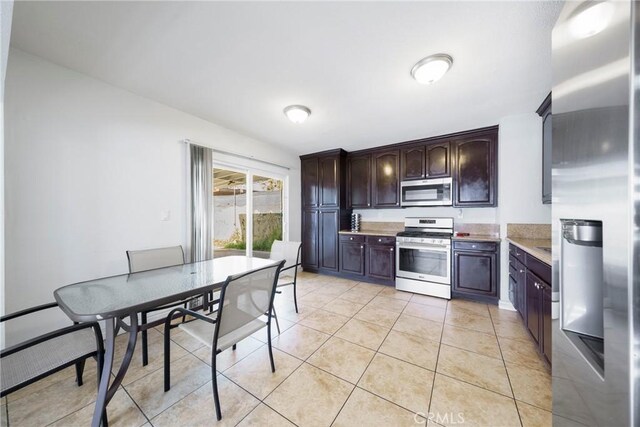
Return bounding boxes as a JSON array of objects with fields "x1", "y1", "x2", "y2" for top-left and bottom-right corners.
[
  {"x1": 390, "y1": 248, "x2": 394, "y2": 252},
  {"x1": 367, "y1": 203, "x2": 370, "y2": 206},
  {"x1": 519, "y1": 269, "x2": 524, "y2": 273},
  {"x1": 472, "y1": 244, "x2": 477, "y2": 248},
  {"x1": 350, "y1": 237, "x2": 353, "y2": 241},
  {"x1": 360, "y1": 245, "x2": 364, "y2": 249},
  {"x1": 378, "y1": 238, "x2": 382, "y2": 242}
]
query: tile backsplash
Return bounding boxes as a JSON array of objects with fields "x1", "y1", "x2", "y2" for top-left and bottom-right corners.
[
  {"x1": 454, "y1": 223, "x2": 500, "y2": 237},
  {"x1": 507, "y1": 223, "x2": 551, "y2": 239}
]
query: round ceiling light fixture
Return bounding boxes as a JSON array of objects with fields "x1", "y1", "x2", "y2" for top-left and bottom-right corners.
[
  {"x1": 411, "y1": 54, "x2": 453, "y2": 85},
  {"x1": 283, "y1": 105, "x2": 311, "y2": 123},
  {"x1": 568, "y1": 1, "x2": 614, "y2": 39}
]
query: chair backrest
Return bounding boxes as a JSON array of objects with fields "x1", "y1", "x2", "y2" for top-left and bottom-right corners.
[
  {"x1": 214, "y1": 261, "x2": 284, "y2": 341},
  {"x1": 126, "y1": 246, "x2": 185, "y2": 273},
  {"x1": 269, "y1": 240, "x2": 302, "y2": 277}
]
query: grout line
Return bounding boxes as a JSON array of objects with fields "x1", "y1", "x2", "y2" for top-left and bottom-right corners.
[
  {"x1": 426, "y1": 298, "x2": 448, "y2": 423},
  {"x1": 489, "y1": 306, "x2": 524, "y2": 427}
]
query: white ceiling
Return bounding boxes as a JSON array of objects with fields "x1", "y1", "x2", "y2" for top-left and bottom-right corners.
[{"x1": 10, "y1": 1, "x2": 563, "y2": 155}]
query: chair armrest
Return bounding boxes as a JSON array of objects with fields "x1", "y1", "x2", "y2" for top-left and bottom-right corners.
[
  {"x1": 1, "y1": 322, "x2": 101, "y2": 358},
  {"x1": 0, "y1": 302, "x2": 59, "y2": 323},
  {"x1": 166, "y1": 307, "x2": 217, "y2": 325}
]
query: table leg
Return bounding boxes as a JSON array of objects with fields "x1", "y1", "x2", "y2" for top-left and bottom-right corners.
[{"x1": 91, "y1": 314, "x2": 139, "y2": 427}]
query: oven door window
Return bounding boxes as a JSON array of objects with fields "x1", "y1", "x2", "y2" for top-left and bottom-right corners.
[{"x1": 399, "y1": 247, "x2": 448, "y2": 279}]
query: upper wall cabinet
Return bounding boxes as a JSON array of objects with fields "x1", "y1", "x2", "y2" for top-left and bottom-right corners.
[
  {"x1": 400, "y1": 145, "x2": 425, "y2": 180},
  {"x1": 319, "y1": 155, "x2": 340, "y2": 207},
  {"x1": 372, "y1": 149, "x2": 400, "y2": 208},
  {"x1": 301, "y1": 157, "x2": 319, "y2": 208},
  {"x1": 452, "y1": 129, "x2": 498, "y2": 207},
  {"x1": 400, "y1": 141, "x2": 450, "y2": 180},
  {"x1": 426, "y1": 142, "x2": 450, "y2": 177},
  {"x1": 537, "y1": 93, "x2": 552, "y2": 204},
  {"x1": 347, "y1": 153, "x2": 371, "y2": 209}
]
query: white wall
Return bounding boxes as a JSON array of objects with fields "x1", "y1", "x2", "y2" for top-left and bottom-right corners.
[
  {"x1": 356, "y1": 113, "x2": 551, "y2": 307},
  {"x1": 1, "y1": 0, "x2": 14, "y2": 348},
  {"x1": 497, "y1": 113, "x2": 551, "y2": 305},
  {"x1": 4, "y1": 49, "x2": 301, "y2": 344}
]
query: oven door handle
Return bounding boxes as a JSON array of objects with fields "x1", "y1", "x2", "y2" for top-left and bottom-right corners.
[{"x1": 397, "y1": 244, "x2": 451, "y2": 252}]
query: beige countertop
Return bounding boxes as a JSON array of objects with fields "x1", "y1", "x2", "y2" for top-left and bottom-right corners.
[
  {"x1": 507, "y1": 237, "x2": 552, "y2": 265},
  {"x1": 452, "y1": 234, "x2": 501, "y2": 243},
  {"x1": 339, "y1": 230, "x2": 398, "y2": 237}
]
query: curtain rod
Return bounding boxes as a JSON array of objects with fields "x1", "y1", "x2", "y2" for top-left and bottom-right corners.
[{"x1": 181, "y1": 139, "x2": 291, "y2": 171}]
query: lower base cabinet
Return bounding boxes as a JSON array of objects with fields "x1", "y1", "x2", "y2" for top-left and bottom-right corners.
[
  {"x1": 509, "y1": 243, "x2": 552, "y2": 366},
  {"x1": 452, "y1": 241, "x2": 499, "y2": 303},
  {"x1": 339, "y1": 234, "x2": 395, "y2": 285}
]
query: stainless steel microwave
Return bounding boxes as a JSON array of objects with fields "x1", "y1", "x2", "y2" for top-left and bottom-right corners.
[{"x1": 400, "y1": 177, "x2": 452, "y2": 207}]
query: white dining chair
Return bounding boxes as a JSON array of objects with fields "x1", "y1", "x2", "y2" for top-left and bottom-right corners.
[{"x1": 162, "y1": 261, "x2": 285, "y2": 420}]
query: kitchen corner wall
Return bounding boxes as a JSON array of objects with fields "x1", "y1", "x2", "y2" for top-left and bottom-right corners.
[
  {"x1": 355, "y1": 112, "x2": 551, "y2": 307},
  {"x1": 4, "y1": 49, "x2": 301, "y2": 344}
]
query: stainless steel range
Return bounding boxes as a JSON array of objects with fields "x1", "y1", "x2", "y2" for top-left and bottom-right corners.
[{"x1": 395, "y1": 217, "x2": 453, "y2": 299}]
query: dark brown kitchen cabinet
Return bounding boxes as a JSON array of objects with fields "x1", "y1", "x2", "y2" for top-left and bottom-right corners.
[
  {"x1": 426, "y1": 142, "x2": 450, "y2": 177},
  {"x1": 400, "y1": 145, "x2": 425, "y2": 180},
  {"x1": 319, "y1": 156, "x2": 340, "y2": 208},
  {"x1": 301, "y1": 210, "x2": 319, "y2": 270},
  {"x1": 347, "y1": 154, "x2": 371, "y2": 209},
  {"x1": 452, "y1": 130, "x2": 497, "y2": 207},
  {"x1": 301, "y1": 157, "x2": 319, "y2": 208},
  {"x1": 319, "y1": 210, "x2": 339, "y2": 271},
  {"x1": 300, "y1": 150, "x2": 349, "y2": 274},
  {"x1": 452, "y1": 241, "x2": 499, "y2": 303},
  {"x1": 372, "y1": 149, "x2": 400, "y2": 207},
  {"x1": 510, "y1": 244, "x2": 551, "y2": 366},
  {"x1": 339, "y1": 235, "x2": 365, "y2": 276},
  {"x1": 542, "y1": 283, "x2": 552, "y2": 364},
  {"x1": 526, "y1": 271, "x2": 541, "y2": 343},
  {"x1": 537, "y1": 93, "x2": 552, "y2": 204},
  {"x1": 338, "y1": 234, "x2": 395, "y2": 285},
  {"x1": 366, "y1": 236, "x2": 396, "y2": 283}
]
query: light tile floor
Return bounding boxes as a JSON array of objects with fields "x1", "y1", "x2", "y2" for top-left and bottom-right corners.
[{"x1": 3, "y1": 272, "x2": 552, "y2": 427}]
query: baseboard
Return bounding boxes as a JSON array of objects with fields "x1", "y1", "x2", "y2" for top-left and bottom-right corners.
[{"x1": 498, "y1": 299, "x2": 516, "y2": 311}]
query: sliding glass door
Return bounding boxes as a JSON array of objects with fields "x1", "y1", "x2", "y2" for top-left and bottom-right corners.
[{"x1": 212, "y1": 164, "x2": 286, "y2": 258}]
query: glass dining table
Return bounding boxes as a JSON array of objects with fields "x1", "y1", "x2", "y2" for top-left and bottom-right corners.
[{"x1": 54, "y1": 255, "x2": 280, "y2": 427}]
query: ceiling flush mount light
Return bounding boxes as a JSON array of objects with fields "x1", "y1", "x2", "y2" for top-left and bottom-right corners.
[
  {"x1": 411, "y1": 54, "x2": 453, "y2": 85},
  {"x1": 569, "y1": 1, "x2": 614, "y2": 39},
  {"x1": 283, "y1": 105, "x2": 311, "y2": 123}
]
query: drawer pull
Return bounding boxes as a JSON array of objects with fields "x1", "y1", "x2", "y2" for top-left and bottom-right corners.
[
  {"x1": 472, "y1": 244, "x2": 477, "y2": 248},
  {"x1": 378, "y1": 238, "x2": 382, "y2": 242},
  {"x1": 350, "y1": 237, "x2": 353, "y2": 241}
]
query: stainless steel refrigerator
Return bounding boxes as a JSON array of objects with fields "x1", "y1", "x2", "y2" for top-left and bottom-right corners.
[{"x1": 552, "y1": 1, "x2": 639, "y2": 425}]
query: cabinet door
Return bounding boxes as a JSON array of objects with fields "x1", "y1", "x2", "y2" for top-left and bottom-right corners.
[
  {"x1": 301, "y1": 157, "x2": 319, "y2": 208},
  {"x1": 347, "y1": 154, "x2": 371, "y2": 208},
  {"x1": 400, "y1": 145, "x2": 425, "y2": 180},
  {"x1": 340, "y1": 242, "x2": 365, "y2": 275},
  {"x1": 426, "y1": 142, "x2": 450, "y2": 177},
  {"x1": 542, "y1": 106, "x2": 552, "y2": 204},
  {"x1": 453, "y1": 135, "x2": 497, "y2": 207},
  {"x1": 372, "y1": 149, "x2": 400, "y2": 207},
  {"x1": 319, "y1": 156, "x2": 339, "y2": 208},
  {"x1": 366, "y1": 244, "x2": 396, "y2": 281},
  {"x1": 301, "y1": 210, "x2": 319, "y2": 269},
  {"x1": 319, "y1": 210, "x2": 339, "y2": 271},
  {"x1": 526, "y1": 271, "x2": 541, "y2": 343},
  {"x1": 542, "y1": 283, "x2": 552, "y2": 364},
  {"x1": 453, "y1": 250, "x2": 498, "y2": 298}
]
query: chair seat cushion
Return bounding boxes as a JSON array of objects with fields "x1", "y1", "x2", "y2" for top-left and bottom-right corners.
[
  {"x1": 1, "y1": 327, "x2": 97, "y2": 395},
  {"x1": 179, "y1": 317, "x2": 266, "y2": 352}
]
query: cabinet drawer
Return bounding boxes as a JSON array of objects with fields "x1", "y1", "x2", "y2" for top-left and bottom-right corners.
[
  {"x1": 525, "y1": 253, "x2": 551, "y2": 285},
  {"x1": 453, "y1": 241, "x2": 497, "y2": 252},
  {"x1": 339, "y1": 234, "x2": 366, "y2": 244},
  {"x1": 509, "y1": 244, "x2": 526, "y2": 263},
  {"x1": 366, "y1": 235, "x2": 396, "y2": 245}
]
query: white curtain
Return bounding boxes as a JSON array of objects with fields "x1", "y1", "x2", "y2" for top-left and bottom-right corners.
[{"x1": 190, "y1": 144, "x2": 213, "y2": 262}]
